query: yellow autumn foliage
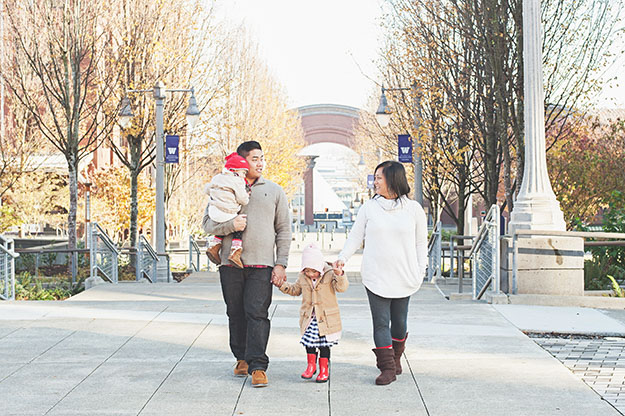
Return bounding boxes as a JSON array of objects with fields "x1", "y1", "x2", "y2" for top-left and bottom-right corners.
[{"x1": 90, "y1": 167, "x2": 155, "y2": 243}]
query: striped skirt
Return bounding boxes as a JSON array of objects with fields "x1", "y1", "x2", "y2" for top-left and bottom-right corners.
[{"x1": 300, "y1": 316, "x2": 339, "y2": 348}]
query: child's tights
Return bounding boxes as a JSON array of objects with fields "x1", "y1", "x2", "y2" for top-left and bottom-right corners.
[{"x1": 306, "y1": 346, "x2": 330, "y2": 359}]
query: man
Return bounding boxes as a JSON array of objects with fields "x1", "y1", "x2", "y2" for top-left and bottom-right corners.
[{"x1": 202, "y1": 141, "x2": 291, "y2": 388}]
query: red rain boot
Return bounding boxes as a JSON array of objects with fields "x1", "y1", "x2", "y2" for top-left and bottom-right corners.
[
  {"x1": 316, "y1": 358, "x2": 329, "y2": 383},
  {"x1": 301, "y1": 353, "x2": 317, "y2": 379}
]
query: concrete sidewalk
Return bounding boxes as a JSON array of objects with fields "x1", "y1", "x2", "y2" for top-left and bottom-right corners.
[{"x1": 0, "y1": 279, "x2": 620, "y2": 415}]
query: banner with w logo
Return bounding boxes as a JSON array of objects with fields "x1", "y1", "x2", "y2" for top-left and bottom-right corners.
[
  {"x1": 165, "y1": 135, "x2": 180, "y2": 164},
  {"x1": 397, "y1": 134, "x2": 412, "y2": 163}
]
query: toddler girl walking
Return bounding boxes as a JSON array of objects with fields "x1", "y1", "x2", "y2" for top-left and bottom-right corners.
[{"x1": 274, "y1": 243, "x2": 348, "y2": 382}]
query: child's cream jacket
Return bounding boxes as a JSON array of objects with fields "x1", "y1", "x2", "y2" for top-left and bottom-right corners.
[{"x1": 279, "y1": 263, "x2": 349, "y2": 336}]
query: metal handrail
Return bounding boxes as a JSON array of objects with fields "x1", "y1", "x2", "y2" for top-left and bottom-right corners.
[
  {"x1": 470, "y1": 204, "x2": 500, "y2": 300},
  {"x1": 0, "y1": 235, "x2": 18, "y2": 300},
  {"x1": 188, "y1": 235, "x2": 201, "y2": 272},
  {"x1": 89, "y1": 222, "x2": 119, "y2": 284},
  {"x1": 449, "y1": 235, "x2": 475, "y2": 280},
  {"x1": 449, "y1": 235, "x2": 476, "y2": 293},
  {"x1": 92, "y1": 223, "x2": 119, "y2": 255},
  {"x1": 427, "y1": 221, "x2": 442, "y2": 282},
  {"x1": 136, "y1": 234, "x2": 157, "y2": 283},
  {"x1": 0, "y1": 243, "x2": 19, "y2": 257},
  {"x1": 15, "y1": 247, "x2": 88, "y2": 284}
]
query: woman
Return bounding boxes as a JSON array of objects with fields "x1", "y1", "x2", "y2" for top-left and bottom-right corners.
[{"x1": 334, "y1": 160, "x2": 428, "y2": 385}]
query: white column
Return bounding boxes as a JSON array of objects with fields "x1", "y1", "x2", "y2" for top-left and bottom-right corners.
[
  {"x1": 509, "y1": 0, "x2": 566, "y2": 232},
  {"x1": 464, "y1": 193, "x2": 473, "y2": 236}
]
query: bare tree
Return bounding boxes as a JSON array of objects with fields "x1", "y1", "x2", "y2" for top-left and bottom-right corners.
[
  {"x1": 0, "y1": 95, "x2": 43, "y2": 200},
  {"x1": 4, "y1": 0, "x2": 118, "y2": 260},
  {"x1": 369, "y1": 0, "x2": 621, "y2": 231},
  {"x1": 105, "y1": 0, "x2": 232, "y2": 247}
]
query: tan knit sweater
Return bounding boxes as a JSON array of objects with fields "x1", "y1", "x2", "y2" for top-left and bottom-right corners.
[{"x1": 202, "y1": 176, "x2": 291, "y2": 267}]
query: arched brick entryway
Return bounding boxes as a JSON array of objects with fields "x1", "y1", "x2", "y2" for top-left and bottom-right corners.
[{"x1": 297, "y1": 104, "x2": 360, "y2": 225}]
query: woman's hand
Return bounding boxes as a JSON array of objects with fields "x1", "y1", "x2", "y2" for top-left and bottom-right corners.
[{"x1": 332, "y1": 259, "x2": 345, "y2": 275}]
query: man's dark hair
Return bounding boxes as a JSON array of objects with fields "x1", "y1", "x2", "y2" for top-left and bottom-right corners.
[
  {"x1": 374, "y1": 160, "x2": 411, "y2": 200},
  {"x1": 237, "y1": 141, "x2": 262, "y2": 158}
]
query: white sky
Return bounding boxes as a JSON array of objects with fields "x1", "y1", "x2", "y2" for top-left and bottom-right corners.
[
  {"x1": 216, "y1": 0, "x2": 625, "y2": 110},
  {"x1": 215, "y1": 0, "x2": 384, "y2": 109}
]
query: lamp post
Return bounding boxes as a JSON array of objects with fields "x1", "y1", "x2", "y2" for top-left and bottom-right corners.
[
  {"x1": 118, "y1": 81, "x2": 200, "y2": 282},
  {"x1": 303, "y1": 155, "x2": 318, "y2": 227},
  {"x1": 508, "y1": 0, "x2": 565, "y2": 232},
  {"x1": 375, "y1": 83, "x2": 423, "y2": 205}
]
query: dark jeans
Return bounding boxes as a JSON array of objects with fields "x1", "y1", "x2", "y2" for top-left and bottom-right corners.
[
  {"x1": 365, "y1": 287, "x2": 410, "y2": 348},
  {"x1": 219, "y1": 266, "x2": 273, "y2": 373}
]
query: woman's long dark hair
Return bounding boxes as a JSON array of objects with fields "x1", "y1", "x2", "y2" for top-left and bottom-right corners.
[{"x1": 374, "y1": 161, "x2": 411, "y2": 200}]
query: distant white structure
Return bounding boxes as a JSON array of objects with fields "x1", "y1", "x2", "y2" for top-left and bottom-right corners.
[{"x1": 312, "y1": 168, "x2": 348, "y2": 212}]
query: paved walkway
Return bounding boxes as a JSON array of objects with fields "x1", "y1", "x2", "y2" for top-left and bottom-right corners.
[{"x1": 0, "y1": 274, "x2": 621, "y2": 415}]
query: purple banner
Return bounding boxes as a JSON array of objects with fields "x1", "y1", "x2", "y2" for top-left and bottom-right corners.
[
  {"x1": 165, "y1": 135, "x2": 179, "y2": 164},
  {"x1": 398, "y1": 134, "x2": 412, "y2": 163}
]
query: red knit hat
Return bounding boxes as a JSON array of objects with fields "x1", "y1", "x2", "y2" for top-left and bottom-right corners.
[{"x1": 224, "y1": 152, "x2": 249, "y2": 171}]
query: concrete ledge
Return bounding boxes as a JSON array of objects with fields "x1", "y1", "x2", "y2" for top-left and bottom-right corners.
[
  {"x1": 508, "y1": 294, "x2": 625, "y2": 309},
  {"x1": 485, "y1": 293, "x2": 510, "y2": 304},
  {"x1": 585, "y1": 290, "x2": 613, "y2": 297},
  {"x1": 84, "y1": 275, "x2": 106, "y2": 290},
  {"x1": 448, "y1": 293, "x2": 473, "y2": 301}
]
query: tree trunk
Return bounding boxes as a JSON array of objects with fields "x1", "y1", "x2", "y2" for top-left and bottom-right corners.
[
  {"x1": 457, "y1": 173, "x2": 466, "y2": 236},
  {"x1": 130, "y1": 169, "x2": 139, "y2": 249},
  {"x1": 67, "y1": 157, "x2": 78, "y2": 277}
]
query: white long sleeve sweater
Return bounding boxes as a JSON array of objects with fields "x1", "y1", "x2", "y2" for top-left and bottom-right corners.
[{"x1": 338, "y1": 195, "x2": 428, "y2": 298}]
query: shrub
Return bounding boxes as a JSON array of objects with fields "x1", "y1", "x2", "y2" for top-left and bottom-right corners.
[
  {"x1": 607, "y1": 275, "x2": 625, "y2": 298},
  {"x1": 584, "y1": 258, "x2": 625, "y2": 290},
  {"x1": 15, "y1": 272, "x2": 84, "y2": 300},
  {"x1": 578, "y1": 191, "x2": 625, "y2": 290}
]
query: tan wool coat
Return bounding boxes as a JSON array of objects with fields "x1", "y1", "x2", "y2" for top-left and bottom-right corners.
[
  {"x1": 279, "y1": 263, "x2": 349, "y2": 336},
  {"x1": 206, "y1": 170, "x2": 249, "y2": 215}
]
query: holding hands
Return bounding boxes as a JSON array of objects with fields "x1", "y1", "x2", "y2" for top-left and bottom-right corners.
[
  {"x1": 332, "y1": 259, "x2": 345, "y2": 276},
  {"x1": 271, "y1": 264, "x2": 287, "y2": 287}
]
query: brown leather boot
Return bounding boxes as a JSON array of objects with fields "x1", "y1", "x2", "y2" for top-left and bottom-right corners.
[
  {"x1": 228, "y1": 245, "x2": 244, "y2": 268},
  {"x1": 234, "y1": 360, "x2": 248, "y2": 377},
  {"x1": 372, "y1": 348, "x2": 397, "y2": 385},
  {"x1": 392, "y1": 333, "x2": 408, "y2": 375},
  {"x1": 206, "y1": 239, "x2": 222, "y2": 265},
  {"x1": 251, "y1": 369, "x2": 268, "y2": 387}
]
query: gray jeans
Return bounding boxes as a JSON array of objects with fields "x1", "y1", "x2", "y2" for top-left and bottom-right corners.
[{"x1": 365, "y1": 287, "x2": 410, "y2": 348}]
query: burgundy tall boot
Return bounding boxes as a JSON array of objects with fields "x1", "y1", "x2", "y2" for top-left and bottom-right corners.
[
  {"x1": 392, "y1": 333, "x2": 408, "y2": 375},
  {"x1": 372, "y1": 348, "x2": 397, "y2": 385}
]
